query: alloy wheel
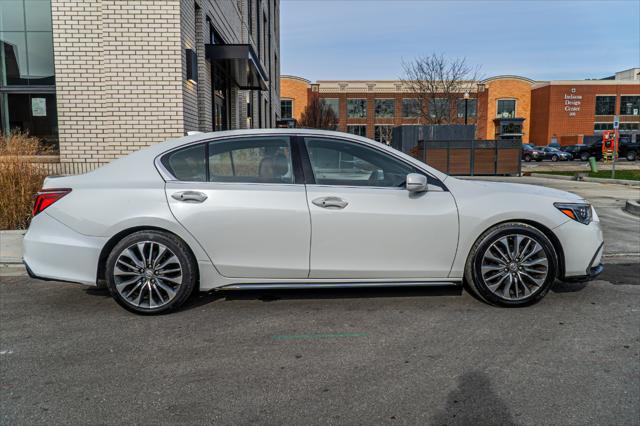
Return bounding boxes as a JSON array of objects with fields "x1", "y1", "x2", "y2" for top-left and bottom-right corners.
[
  {"x1": 480, "y1": 234, "x2": 549, "y2": 301},
  {"x1": 113, "y1": 241, "x2": 183, "y2": 309}
]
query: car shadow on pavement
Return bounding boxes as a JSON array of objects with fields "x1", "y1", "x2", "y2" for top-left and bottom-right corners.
[
  {"x1": 430, "y1": 370, "x2": 516, "y2": 426},
  {"x1": 552, "y1": 280, "x2": 588, "y2": 293},
  {"x1": 181, "y1": 285, "x2": 463, "y2": 310}
]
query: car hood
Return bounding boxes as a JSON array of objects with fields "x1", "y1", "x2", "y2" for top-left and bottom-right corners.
[{"x1": 452, "y1": 179, "x2": 585, "y2": 203}]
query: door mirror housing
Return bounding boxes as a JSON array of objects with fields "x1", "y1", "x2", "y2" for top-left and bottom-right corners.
[{"x1": 406, "y1": 173, "x2": 428, "y2": 193}]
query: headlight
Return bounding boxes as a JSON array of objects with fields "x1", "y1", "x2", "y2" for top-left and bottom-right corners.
[{"x1": 554, "y1": 202, "x2": 593, "y2": 225}]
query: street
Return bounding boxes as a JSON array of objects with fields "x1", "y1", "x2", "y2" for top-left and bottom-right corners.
[{"x1": 1, "y1": 177, "x2": 639, "y2": 425}]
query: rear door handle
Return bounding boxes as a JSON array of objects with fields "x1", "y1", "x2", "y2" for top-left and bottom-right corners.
[
  {"x1": 171, "y1": 191, "x2": 208, "y2": 203},
  {"x1": 312, "y1": 196, "x2": 348, "y2": 209}
]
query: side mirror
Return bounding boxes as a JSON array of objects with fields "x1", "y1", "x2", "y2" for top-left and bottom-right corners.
[{"x1": 406, "y1": 173, "x2": 428, "y2": 193}]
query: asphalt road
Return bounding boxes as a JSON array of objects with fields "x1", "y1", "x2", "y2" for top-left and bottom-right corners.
[{"x1": 1, "y1": 177, "x2": 639, "y2": 425}]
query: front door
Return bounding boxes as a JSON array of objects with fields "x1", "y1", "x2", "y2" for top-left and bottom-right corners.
[
  {"x1": 163, "y1": 136, "x2": 310, "y2": 279},
  {"x1": 302, "y1": 136, "x2": 459, "y2": 279}
]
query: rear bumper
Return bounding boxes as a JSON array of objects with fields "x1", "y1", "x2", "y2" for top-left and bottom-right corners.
[{"x1": 23, "y1": 212, "x2": 106, "y2": 286}]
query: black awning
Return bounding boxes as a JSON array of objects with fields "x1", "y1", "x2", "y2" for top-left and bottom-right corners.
[{"x1": 205, "y1": 44, "x2": 268, "y2": 91}]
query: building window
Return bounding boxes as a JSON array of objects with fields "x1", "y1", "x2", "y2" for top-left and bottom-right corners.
[
  {"x1": 374, "y1": 99, "x2": 395, "y2": 118},
  {"x1": 374, "y1": 125, "x2": 393, "y2": 145},
  {"x1": 402, "y1": 98, "x2": 420, "y2": 118},
  {"x1": 456, "y1": 98, "x2": 477, "y2": 118},
  {"x1": 595, "y1": 95, "x2": 616, "y2": 115},
  {"x1": 1, "y1": 0, "x2": 57, "y2": 151},
  {"x1": 594, "y1": 122, "x2": 614, "y2": 131},
  {"x1": 347, "y1": 125, "x2": 366, "y2": 137},
  {"x1": 620, "y1": 96, "x2": 640, "y2": 116},
  {"x1": 620, "y1": 123, "x2": 639, "y2": 131},
  {"x1": 496, "y1": 99, "x2": 516, "y2": 118},
  {"x1": 323, "y1": 98, "x2": 339, "y2": 116},
  {"x1": 347, "y1": 99, "x2": 367, "y2": 118},
  {"x1": 428, "y1": 98, "x2": 450, "y2": 118},
  {"x1": 280, "y1": 99, "x2": 292, "y2": 119}
]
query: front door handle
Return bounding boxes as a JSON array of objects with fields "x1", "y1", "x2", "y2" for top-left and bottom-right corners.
[
  {"x1": 171, "y1": 191, "x2": 208, "y2": 203},
  {"x1": 312, "y1": 196, "x2": 348, "y2": 209}
]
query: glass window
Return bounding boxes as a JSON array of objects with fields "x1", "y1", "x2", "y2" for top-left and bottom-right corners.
[
  {"x1": 428, "y1": 98, "x2": 450, "y2": 118},
  {"x1": 402, "y1": 98, "x2": 420, "y2": 118},
  {"x1": 594, "y1": 123, "x2": 614, "y2": 131},
  {"x1": 1, "y1": 1, "x2": 25, "y2": 31},
  {"x1": 595, "y1": 96, "x2": 616, "y2": 115},
  {"x1": 5, "y1": 92, "x2": 58, "y2": 149},
  {"x1": 620, "y1": 96, "x2": 640, "y2": 116},
  {"x1": 1, "y1": 31, "x2": 28, "y2": 85},
  {"x1": 374, "y1": 125, "x2": 393, "y2": 145},
  {"x1": 25, "y1": 0, "x2": 52, "y2": 31},
  {"x1": 26, "y1": 31, "x2": 54, "y2": 83},
  {"x1": 305, "y1": 137, "x2": 418, "y2": 187},
  {"x1": 208, "y1": 136, "x2": 293, "y2": 183},
  {"x1": 497, "y1": 99, "x2": 516, "y2": 118},
  {"x1": 347, "y1": 125, "x2": 366, "y2": 137},
  {"x1": 347, "y1": 99, "x2": 366, "y2": 118},
  {"x1": 620, "y1": 123, "x2": 639, "y2": 131},
  {"x1": 323, "y1": 98, "x2": 339, "y2": 116},
  {"x1": 280, "y1": 99, "x2": 292, "y2": 119},
  {"x1": 164, "y1": 144, "x2": 207, "y2": 182},
  {"x1": 456, "y1": 98, "x2": 477, "y2": 118},
  {"x1": 374, "y1": 99, "x2": 394, "y2": 118}
]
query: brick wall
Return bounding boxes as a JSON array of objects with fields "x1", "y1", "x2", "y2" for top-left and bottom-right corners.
[
  {"x1": 53, "y1": 0, "x2": 185, "y2": 163},
  {"x1": 477, "y1": 77, "x2": 534, "y2": 143},
  {"x1": 530, "y1": 82, "x2": 640, "y2": 145},
  {"x1": 281, "y1": 76, "x2": 310, "y2": 121}
]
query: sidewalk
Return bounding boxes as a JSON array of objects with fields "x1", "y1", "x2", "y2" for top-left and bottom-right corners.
[{"x1": 0, "y1": 230, "x2": 25, "y2": 264}]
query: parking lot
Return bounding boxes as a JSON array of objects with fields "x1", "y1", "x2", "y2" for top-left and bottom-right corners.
[{"x1": 1, "y1": 177, "x2": 639, "y2": 425}]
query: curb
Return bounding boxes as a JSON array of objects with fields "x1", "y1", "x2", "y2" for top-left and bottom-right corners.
[
  {"x1": 624, "y1": 200, "x2": 640, "y2": 217},
  {"x1": 530, "y1": 173, "x2": 640, "y2": 186}
]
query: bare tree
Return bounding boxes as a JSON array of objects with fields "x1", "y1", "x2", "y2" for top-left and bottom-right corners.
[
  {"x1": 298, "y1": 96, "x2": 338, "y2": 130},
  {"x1": 400, "y1": 54, "x2": 481, "y2": 125}
]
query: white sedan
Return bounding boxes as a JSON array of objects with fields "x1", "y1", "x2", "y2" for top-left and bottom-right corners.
[{"x1": 23, "y1": 129, "x2": 604, "y2": 314}]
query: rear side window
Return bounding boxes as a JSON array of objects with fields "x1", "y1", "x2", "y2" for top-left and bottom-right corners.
[
  {"x1": 161, "y1": 137, "x2": 294, "y2": 184},
  {"x1": 163, "y1": 144, "x2": 206, "y2": 182},
  {"x1": 209, "y1": 137, "x2": 293, "y2": 183}
]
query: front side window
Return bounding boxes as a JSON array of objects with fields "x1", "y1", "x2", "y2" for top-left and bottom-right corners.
[
  {"x1": 428, "y1": 98, "x2": 450, "y2": 118},
  {"x1": 620, "y1": 96, "x2": 640, "y2": 115},
  {"x1": 347, "y1": 125, "x2": 366, "y2": 137},
  {"x1": 456, "y1": 98, "x2": 477, "y2": 118},
  {"x1": 374, "y1": 125, "x2": 393, "y2": 145},
  {"x1": 280, "y1": 99, "x2": 292, "y2": 119},
  {"x1": 497, "y1": 99, "x2": 516, "y2": 118},
  {"x1": 304, "y1": 137, "x2": 418, "y2": 187},
  {"x1": 374, "y1": 99, "x2": 395, "y2": 118},
  {"x1": 402, "y1": 98, "x2": 421, "y2": 118},
  {"x1": 347, "y1": 99, "x2": 367, "y2": 118},
  {"x1": 595, "y1": 96, "x2": 616, "y2": 115},
  {"x1": 208, "y1": 136, "x2": 293, "y2": 183}
]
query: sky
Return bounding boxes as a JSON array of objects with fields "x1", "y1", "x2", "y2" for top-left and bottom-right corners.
[{"x1": 280, "y1": 0, "x2": 640, "y2": 82}]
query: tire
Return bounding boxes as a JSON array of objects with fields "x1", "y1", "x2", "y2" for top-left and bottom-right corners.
[
  {"x1": 524, "y1": 154, "x2": 532, "y2": 162},
  {"x1": 627, "y1": 151, "x2": 637, "y2": 161},
  {"x1": 580, "y1": 153, "x2": 589, "y2": 161},
  {"x1": 464, "y1": 222, "x2": 558, "y2": 307},
  {"x1": 105, "y1": 230, "x2": 197, "y2": 315},
  {"x1": 551, "y1": 155, "x2": 558, "y2": 162}
]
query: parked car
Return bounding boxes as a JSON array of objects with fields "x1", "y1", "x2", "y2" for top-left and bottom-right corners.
[
  {"x1": 522, "y1": 144, "x2": 544, "y2": 162},
  {"x1": 560, "y1": 144, "x2": 587, "y2": 160},
  {"x1": 619, "y1": 141, "x2": 639, "y2": 161},
  {"x1": 536, "y1": 146, "x2": 573, "y2": 161},
  {"x1": 23, "y1": 129, "x2": 604, "y2": 314}
]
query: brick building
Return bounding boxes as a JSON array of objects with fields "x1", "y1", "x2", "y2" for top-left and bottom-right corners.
[
  {"x1": 1, "y1": 0, "x2": 280, "y2": 165},
  {"x1": 282, "y1": 69, "x2": 640, "y2": 146}
]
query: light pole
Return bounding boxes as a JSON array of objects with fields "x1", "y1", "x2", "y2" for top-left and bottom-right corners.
[{"x1": 463, "y1": 91, "x2": 470, "y2": 125}]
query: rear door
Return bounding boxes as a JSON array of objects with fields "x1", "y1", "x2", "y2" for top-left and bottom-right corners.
[
  {"x1": 301, "y1": 136, "x2": 459, "y2": 279},
  {"x1": 162, "y1": 135, "x2": 311, "y2": 279}
]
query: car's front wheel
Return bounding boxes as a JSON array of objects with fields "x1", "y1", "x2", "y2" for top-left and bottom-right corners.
[
  {"x1": 580, "y1": 152, "x2": 590, "y2": 161},
  {"x1": 551, "y1": 155, "x2": 558, "y2": 162},
  {"x1": 465, "y1": 223, "x2": 558, "y2": 307},
  {"x1": 627, "y1": 150, "x2": 637, "y2": 161},
  {"x1": 105, "y1": 230, "x2": 197, "y2": 314},
  {"x1": 524, "y1": 154, "x2": 532, "y2": 162}
]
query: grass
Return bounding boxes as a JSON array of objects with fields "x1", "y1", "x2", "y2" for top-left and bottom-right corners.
[{"x1": 540, "y1": 169, "x2": 640, "y2": 181}]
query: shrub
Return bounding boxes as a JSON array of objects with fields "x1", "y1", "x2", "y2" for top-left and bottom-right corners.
[{"x1": 0, "y1": 132, "x2": 49, "y2": 230}]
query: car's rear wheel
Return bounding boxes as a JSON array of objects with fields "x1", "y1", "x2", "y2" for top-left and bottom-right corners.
[
  {"x1": 524, "y1": 154, "x2": 532, "y2": 162},
  {"x1": 551, "y1": 155, "x2": 558, "y2": 162},
  {"x1": 627, "y1": 151, "x2": 637, "y2": 161},
  {"x1": 105, "y1": 230, "x2": 197, "y2": 314},
  {"x1": 465, "y1": 223, "x2": 558, "y2": 307},
  {"x1": 580, "y1": 152, "x2": 590, "y2": 161}
]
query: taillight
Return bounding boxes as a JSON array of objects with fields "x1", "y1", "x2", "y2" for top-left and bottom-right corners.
[{"x1": 32, "y1": 188, "x2": 72, "y2": 217}]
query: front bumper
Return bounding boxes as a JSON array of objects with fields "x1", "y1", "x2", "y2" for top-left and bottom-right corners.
[{"x1": 554, "y1": 215, "x2": 604, "y2": 280}]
